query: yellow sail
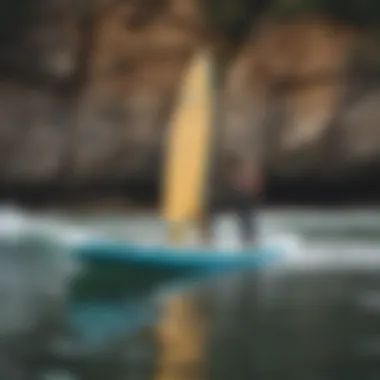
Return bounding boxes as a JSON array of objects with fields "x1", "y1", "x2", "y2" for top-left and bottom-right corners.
[{"x1": 161, "y1": 50, "x2": 214, "y2": 243}]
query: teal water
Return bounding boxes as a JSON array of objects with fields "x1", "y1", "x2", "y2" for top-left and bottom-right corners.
[
  {"x1": 0, "y1": 205, "x2": 380, "y2": 379},
  {"x1": 37, "y1": 207, "x2": 380, "y2": 347},
  {"x1": 1, "y1": 206, "x2": 380, "y2": 335}
]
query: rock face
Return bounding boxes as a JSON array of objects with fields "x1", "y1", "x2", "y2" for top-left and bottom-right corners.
[
  {"x1": 221, "y1": 18, "x2": 380, "y2": 179},
  {"x1": 0, "y1": 0, "x2": 202, "y2": 186},
  {"x1": 1, "y1": 0, "x2": 380, "y2": 194}
]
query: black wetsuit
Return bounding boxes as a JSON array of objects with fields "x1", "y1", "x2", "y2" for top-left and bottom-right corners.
[{"x1": 203, "y1": 166, "x2": 260, "y2": 247}]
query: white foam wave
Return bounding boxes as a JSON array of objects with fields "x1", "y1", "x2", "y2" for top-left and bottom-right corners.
[
  {"x1": 0, "y1": 205, "x2": 306, "y2": 258},
  {"x1": 0, "y1": 204, "x2": 97, "y2": 247}
]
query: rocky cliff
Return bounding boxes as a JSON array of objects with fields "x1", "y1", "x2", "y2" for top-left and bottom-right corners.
[{"x1": 1, "y1": 0, "x2": 380, "y2": 204}]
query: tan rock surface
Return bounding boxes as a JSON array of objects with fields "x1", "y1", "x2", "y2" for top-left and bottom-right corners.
[{"x1": 1, "y1": 1, "x2": 380, "y2": 187}]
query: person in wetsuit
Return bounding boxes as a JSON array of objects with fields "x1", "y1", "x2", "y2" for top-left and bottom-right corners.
[
  {"x1": 199, "y1": 155, "x2": 263, "y2": 248},
  {"x1": 225, "y1": 156, "x2": 263, "y2": 247}
]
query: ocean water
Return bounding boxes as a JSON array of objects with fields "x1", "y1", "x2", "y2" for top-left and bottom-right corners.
[
  {"x1": 2, "y1": 204, "x2": 380, "y2": 251},
  {"x1": 17, "y1": 206, "x2": 380, "y2": 247},
  {"x1": 0, "y1": 205, "x2": 380, "y2": 379}
]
